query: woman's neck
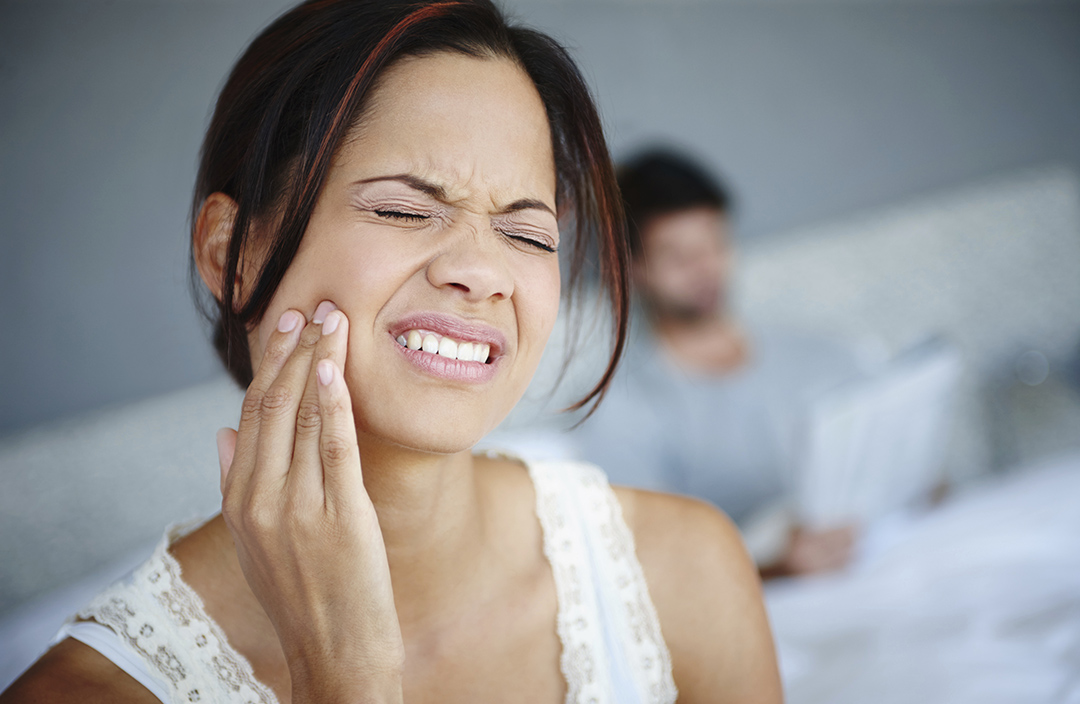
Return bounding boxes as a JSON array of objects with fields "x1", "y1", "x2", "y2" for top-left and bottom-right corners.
[{"x1": 356, "y1": 437, "x2": 489, "y2": 628}]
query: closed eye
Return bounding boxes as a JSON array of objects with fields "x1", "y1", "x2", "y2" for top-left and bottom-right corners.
[
  {"x1": 506, "y1": 233, "x2": 557, "y2": 253},
  {"x1": 375, "y1": 209, "x2": 429, "y2": 222}
]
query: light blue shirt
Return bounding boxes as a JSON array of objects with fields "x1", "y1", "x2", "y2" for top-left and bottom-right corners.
[{"x1": 572, "y1": 322, "x2": 861, "y2": 526}]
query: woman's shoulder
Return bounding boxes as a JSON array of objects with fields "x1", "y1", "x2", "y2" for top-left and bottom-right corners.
[
  {"x1": 2, "y1": 517, "x2": 284, "y2": 704},
  {"x1": 613, "y1": 485, "x2": 784, "y2": 704},
  {"x1": 1, "y1": 519, "x2": 226, "y2": 704},
  {"x1": 1, "y1": 637, "x2": 163, "y2": 704},
  {"x1": 613, "y1": 485, "x2": 756, "y2": 625}
]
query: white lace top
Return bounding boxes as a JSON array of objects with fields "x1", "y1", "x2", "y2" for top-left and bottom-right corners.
[{"x1": 55, "y1": 460, "x2": 678, "y2": 704}]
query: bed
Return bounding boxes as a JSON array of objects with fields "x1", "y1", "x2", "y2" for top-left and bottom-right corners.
[{"x1": 767, "y1": 453, "x2": 1080, "y2": 703}]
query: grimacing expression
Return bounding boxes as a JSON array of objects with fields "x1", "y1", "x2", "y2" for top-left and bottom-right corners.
[
  {"x1": 248, "y1": 53, "x2": 562, "y2": 454},
  {"x1": 636, "y1": 207, "x2": 731, "y2": 321}
]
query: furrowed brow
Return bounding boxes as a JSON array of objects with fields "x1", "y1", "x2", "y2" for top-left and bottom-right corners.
[
  {"x1": 354, "y1": 175, "x2": 555, "y2": 217},
  {"x1": 353, "y1": 174, "x2": 446, "y2": 199}
]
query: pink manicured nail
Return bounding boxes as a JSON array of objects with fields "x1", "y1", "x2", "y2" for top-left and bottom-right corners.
[
  {"x1": 317, "y1": 359, "x2": 335, "y2": 386},
  {"x1": 322, "y1": 311, "x2": 340, "y2": 335},
  {"x1": 277, "y1": 310, "x2": 301, "y2": 333},
  {"x1": 312, "y1": 301, "x2": 337, "y2": 324}
]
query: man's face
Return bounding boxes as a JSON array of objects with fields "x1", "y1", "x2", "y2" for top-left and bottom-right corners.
[{"x1": 635, "y1": 206, "x2": 731, "y2": 321}]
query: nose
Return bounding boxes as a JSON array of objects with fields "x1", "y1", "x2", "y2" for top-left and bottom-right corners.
[{"x1": 426, "y1": 223, "x2": 515, "y2": 303}]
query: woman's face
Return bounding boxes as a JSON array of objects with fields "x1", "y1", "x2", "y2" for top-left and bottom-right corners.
[{"x1": 249, "y1": 52, "x2": 562, "y2": 454}]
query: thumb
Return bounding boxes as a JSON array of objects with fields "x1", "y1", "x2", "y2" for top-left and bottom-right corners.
[{"x1": 216, "y1": 427, "x2": 238, "y2": 494}]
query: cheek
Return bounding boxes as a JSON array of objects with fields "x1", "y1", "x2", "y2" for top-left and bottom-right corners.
[
  {"x1": 718, "y1": 251, "x2": 733, "y2": 278},
  {"x1": 246, "y1": 235, "x2": 404, "y2": 369},
  {"x1": 649, "y1": 261, "x2": 682, "y2": 293},
  {"x1": 301, "y1": 230, "x2": 406, "y2": 318},
  {"x1": 520, "y1": 263, "x2": 561, "y2": 347},
  {"x1": 246, "y1": 267, "x2": 325, "y2": 372}
]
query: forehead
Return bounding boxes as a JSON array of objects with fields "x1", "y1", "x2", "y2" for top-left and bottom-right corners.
[
  {"x1": 335, "y1": 52, "x2": 557, "y2": 208},
  {"x1": 643, "y1": 207, "x2": 729, "y2": 251}
]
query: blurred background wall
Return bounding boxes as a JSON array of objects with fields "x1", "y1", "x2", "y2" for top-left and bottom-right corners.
[{"x1": 2, "y1": 0, "x2": 1079, "y2": 434}]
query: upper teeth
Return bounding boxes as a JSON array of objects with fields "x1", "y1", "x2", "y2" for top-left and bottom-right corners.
[{"x1": 396, "y1": 330, "x2": 490, "y2": 363}]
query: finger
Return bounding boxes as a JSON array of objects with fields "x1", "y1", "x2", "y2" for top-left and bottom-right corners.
[
  {"x1": 813, "y1": 534, "x2": 853, "y2": 571},
  {"x1": 316, "y1": 354, "x2": 362, "y2": 512},
  {"x1": 226, "y1": 309, "x2": 305, "y2": 496},
  {"x1": 250, "y1": 303, "x2": 337, "y2": 494},
  {"x1": 820, "y1": 528, "x2": 855, "y2": 555},
  {"x1": 217, "y1": 427, "x2": 238, "y2": 493},
  {"x1": 290, "y1": 308, "x2": 350, "y2": 496}
]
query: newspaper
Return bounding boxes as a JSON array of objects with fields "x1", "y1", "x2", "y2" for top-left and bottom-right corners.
[{"x1": 793, "y1": 338, "x2": 962, "y2": 528}]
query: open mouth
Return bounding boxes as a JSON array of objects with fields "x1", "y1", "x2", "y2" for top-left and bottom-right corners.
[{"x1": 395, "y1": 329, "x2": 492, "y2": 364}]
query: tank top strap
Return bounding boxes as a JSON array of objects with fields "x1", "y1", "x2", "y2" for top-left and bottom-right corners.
[
  {"x1": 69, "y1": 520, "x2": 279, "y2": 704},
  {"x1": 529, "y1": 460, "x2": 678, "y2": 704}
]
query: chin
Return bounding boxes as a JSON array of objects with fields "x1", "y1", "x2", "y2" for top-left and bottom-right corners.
[{"x1": 353, "y1": 394, "x2": 511, "y2": 457}]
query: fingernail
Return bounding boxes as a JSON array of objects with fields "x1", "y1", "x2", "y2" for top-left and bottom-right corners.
[
  {"x1": 322, "y1": 311, "x2": 340, "y2": 335},
  {"x1": 317, "y1": 359, "x2": 335, "y2": 386},
  {"x1": 277, "y1": 310, "x2": 301, "y2": 333},
  {"x1": 312, "y1": 301, "x2": 337, "y2": 324}
]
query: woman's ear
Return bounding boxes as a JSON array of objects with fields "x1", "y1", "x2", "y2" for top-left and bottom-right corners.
[{"x1": 193, "y1": 192, "x2": 239, "y2": 303}]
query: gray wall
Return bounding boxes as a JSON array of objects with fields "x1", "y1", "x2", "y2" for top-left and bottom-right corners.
[
  {"x1": 512, "y1": 0, "x2": 1080, "y2": 235},
  {"x1": 2, "y1": 0, "x2": 1079, "y2": 434}
]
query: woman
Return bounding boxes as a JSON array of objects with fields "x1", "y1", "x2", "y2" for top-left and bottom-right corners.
[{"x1": 3, "y1": 1, "x2": 780, "y2": 702}]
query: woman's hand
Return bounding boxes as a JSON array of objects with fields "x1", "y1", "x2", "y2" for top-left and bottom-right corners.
[
  {"x1": 778, "y1": 524, "x2": 858, "y2": 576},
  {"x1": 216, "y1": 301, "x2": 405, "y2": 704}
]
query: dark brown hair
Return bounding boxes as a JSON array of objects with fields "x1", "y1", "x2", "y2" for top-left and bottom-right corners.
[
  {"x1": 190, "y1": 0, "x2": 628, "y2": 414},
  {"x1": 617, "y1": 148, "x2": 732, "y2": 259}
]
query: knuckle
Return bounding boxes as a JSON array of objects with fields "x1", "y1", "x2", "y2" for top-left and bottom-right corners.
[
  {"x1": 322, "y1": 394, "x2": 348, "y2": 417},
  {"x1": 241, "y1": 500, "x2": 277, "y2": 536},
  {"x1": 260, "y1": 385, "x2": 294, "y2": 415},
  {"x1": 321, "y1": 434, "x2": 354, "y2": 465},
  {"x1": 295, "y1": 399, "x2": 322, "y2": 432},
  {"x1": 261, "y1": 338, "x2": 292, "y2": 368},
  {"x1": 298, "y1": 323, "x2": 322, "y2": 348},
  {"x1": 240, "y1": 392, "x2": 264, "y2": 424}
]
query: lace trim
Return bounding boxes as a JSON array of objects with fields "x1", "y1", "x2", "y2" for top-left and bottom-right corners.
[
  {"x1": 575, "y1": 465, "x2": 678, "y2": 704},
  {"x1": 530, "y1": 461, "x2": 678, "y2": 704},
  {"x1": 531, "y1": 462, "x2": 610, "y2": 704},
  {"x1": 74, "y1": 520, "x2": 279, "y2": 704}
]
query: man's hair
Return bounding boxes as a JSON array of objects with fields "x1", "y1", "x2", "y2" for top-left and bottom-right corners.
[{"x1": 617, "y1": 149, "x2": 732, "y2": 258}]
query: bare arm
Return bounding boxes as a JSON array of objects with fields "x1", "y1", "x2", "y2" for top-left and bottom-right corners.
[
  {"x1": 1, "y1": 638, "x2": 162, "y2": 704},
  {"x1": 622, "y1": 489, "x2": 783, "y2": 703}
]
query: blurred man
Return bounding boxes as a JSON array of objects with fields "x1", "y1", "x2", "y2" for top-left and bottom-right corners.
[{"x1": 574, "y1": 149, "x2": 860, "y2": 576}]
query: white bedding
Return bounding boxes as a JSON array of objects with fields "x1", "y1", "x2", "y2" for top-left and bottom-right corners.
[{"x1": 766, "y1": 454, "x2": 1080, "y2": 704}]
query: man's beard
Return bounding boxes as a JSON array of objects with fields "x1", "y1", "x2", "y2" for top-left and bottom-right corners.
[{"x1": 646, "y1": 289, "x2": 724, "y2": 324}]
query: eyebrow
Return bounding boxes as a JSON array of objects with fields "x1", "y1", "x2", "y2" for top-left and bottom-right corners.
[
  {"x1": 353, "y1": 174, "x2": 556, "y2": 218},
  {"x1": 501, "y1": 198, "x2": 556, "y2": 219}
]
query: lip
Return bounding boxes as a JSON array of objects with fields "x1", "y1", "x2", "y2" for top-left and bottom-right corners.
[{"x1": 388, "y1": 312, "x2": 507, "y2": 384}]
